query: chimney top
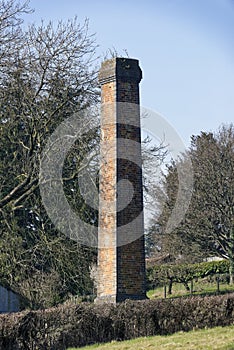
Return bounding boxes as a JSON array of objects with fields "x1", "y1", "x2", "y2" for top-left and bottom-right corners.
[{"x1": 98, "y1": 57, "x2": 142, "y2": 85}]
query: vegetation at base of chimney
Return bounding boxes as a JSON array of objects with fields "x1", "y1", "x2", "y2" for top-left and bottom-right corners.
[{"x1": 0, "y1": 294, "x2": 234, "y2": 349}]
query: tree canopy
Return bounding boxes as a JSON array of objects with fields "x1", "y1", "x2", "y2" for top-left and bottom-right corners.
[
  {"x1": 0, "y1": 0, "x2": 99, "y2": 308},
  {"x1": 149, "y1": 124, "x2": 234, "y2": 283}
]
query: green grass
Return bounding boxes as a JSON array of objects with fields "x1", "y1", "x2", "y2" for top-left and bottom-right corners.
[
  {"x1": 147, "y1": 278, "x2": 234, "y2": 299},
  {"x1": 67, "y1": 279, "x2": 234, "y2": 349},
  {"x1": 67, "y1": 325, "x2": 234, "y2": 350}
]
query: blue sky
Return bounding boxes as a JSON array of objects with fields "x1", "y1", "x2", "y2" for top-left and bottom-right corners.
[{"x1": 26, "y1": 0, "x2": 234, "y2": 146}]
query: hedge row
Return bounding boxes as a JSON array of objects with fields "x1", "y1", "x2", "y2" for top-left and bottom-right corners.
[
  {"x1": 0, "y1": 293, "x2": 234, "y2": 349},
  {"x1": 147, "y1": 260, "x2": 230, "y2": 289}
]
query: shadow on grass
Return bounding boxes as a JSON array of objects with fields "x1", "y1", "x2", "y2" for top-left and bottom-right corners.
[{"x1": 166, "y1": 289, "x2": 234, "y2": 300}]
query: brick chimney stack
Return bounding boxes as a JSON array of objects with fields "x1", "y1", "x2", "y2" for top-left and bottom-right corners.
[{"x1": 96, "y1": 57, "x2": 146, "y2": 303}]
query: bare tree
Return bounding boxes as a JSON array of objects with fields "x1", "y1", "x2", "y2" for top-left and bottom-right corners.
[
  {"x1": 0, "y1": 0, "x2": 31, "y2": 66},
  {"x1": 0, "y1": 0, "x2": 99, "y2": 307}
]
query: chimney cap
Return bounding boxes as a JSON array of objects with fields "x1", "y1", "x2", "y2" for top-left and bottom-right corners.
[{"x1": 99, "y1": 57, "x2": 142, "y2": 85}]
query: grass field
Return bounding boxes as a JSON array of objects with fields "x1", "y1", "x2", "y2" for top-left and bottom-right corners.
[
  {"x1": 147, "y1": 278, "x2": 234, "y2": 299},
  {"x1": 67, "y1": 325, "x2": 234, "y2": 350},
  {"x1": 67, "y1": 279, "x2": 234, "y2": 350}
]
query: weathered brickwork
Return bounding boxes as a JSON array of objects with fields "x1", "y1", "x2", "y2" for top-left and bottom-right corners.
[{"x1": 96, "y1": 58, "x2": 146, "y2": 303}]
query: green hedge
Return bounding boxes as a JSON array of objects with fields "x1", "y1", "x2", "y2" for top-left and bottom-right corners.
[
  {"x1": 0, "y1": 293, "x2": 234, "y2": 349},
  {"x1": 147, "y1": 260, "x2": 230, "y2": 290}
]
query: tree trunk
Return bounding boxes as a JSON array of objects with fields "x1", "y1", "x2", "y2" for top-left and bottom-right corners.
[
  {"x1": 216, "y1": 276, "x2": 220, "y2": 293},
  {"x1": 168, "y1": 279, "x2": 173, "y2": 294},
  {"x1": 229, "y1": 227, "x2": 234, "y2": 285},
  {"x1": 164, "y1": 285, "x2": 167, "y2": 299},
  {"x1": 229, "y1": 258, "x2": 234, "y2": 285},
  {"x1": 183, "y1": 281, "x2": 190, "y2": 291},
  {"x1": 190, "y1": 279, "x2": 193, "y2": 295}
]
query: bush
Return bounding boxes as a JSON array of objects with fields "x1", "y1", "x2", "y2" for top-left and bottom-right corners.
[{"x1": 0, "y1": 293, "x2": 234, "y2": 349}]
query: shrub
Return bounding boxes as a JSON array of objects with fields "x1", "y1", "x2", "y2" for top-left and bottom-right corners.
[{"x1": 0, "y1": 293, "x2": 234, "y2": 349}]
